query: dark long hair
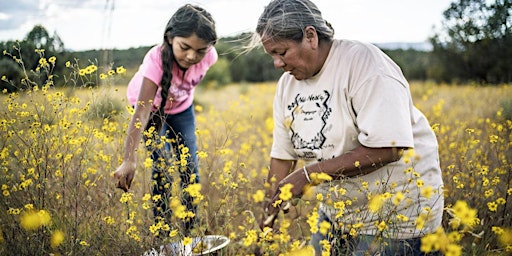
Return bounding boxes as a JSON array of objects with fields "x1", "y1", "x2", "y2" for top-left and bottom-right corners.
[{"x1": 145, "y1": 4, "x2": 217, "y2": 138}]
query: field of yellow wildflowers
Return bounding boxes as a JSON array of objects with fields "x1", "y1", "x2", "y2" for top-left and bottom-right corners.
[{"x1": 0, "y1": 50, "x2": 511, "y2": 255}]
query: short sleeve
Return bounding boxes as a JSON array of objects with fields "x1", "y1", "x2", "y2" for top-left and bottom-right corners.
[
  {"x1": 205, "y1": 47, "x2": 218, "y2": 68},
  {"x1": 270, "y1": 77, "x2": 298, "y2": 160},
  {"x1": 141, "y1": 46, "x2": 164, "y2": 86},
  {"x1": 351, "y1": 75, "x2": 414, "y2": 148}
]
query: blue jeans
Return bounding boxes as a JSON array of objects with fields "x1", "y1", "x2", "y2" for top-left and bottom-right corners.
[
  {"x1": 310, "y1": 210, "x2": 441, "y2": 256},
  {"x1": 149, "y1": 105, "x2": 199, "y2": 231}
]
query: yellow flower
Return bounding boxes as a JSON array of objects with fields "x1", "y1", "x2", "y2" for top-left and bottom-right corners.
[
  {"x1": 20, "y1": 210, "x2": 51, "y2": 231},
  {"x1": 152, "y1": 194, "x2": 162, "y2": 202},
  {"x1": 116, "y1": 66, "x2": 126, "y2": 74},
  {"x1": 492, "y1": 226, "x2": 504, "y2": 235},
  {"x1": 120, "y1": 192, "x2": 133, "y2": 203},
  {"x1": 496, "y1": 228, "x2": 512, "y2": 248},
  {"x1": 149, "y1": 223, "x2": 160, "y2": 235},
  {"x1": 449, "y1": 200, "x2": 479, "y2": 229},
  {"x1": 126, "y1": 106, "x2": 135, "y2": 115},
  {"x1": 368, "y1": 194, "x2": 385, "y2": 213},
  {"x1": 242, "y1": 229, "x2": 258, "y2": 246},
  {"x1": 252, "y1": 190, "x2": 265, "y2": 203},
  {"x1": 51, "y1": 230, "x2": 65, "y2": 248},
  {"x1": 416, "y1": 213, "x2": 427, "y2": 230},
  {"x1": 420, "y1": 227, "x2": 445, "y2": 253},
  {"x1": 487, "y1": 201, "x2": 498, "y2": 212},
  {"x1": 197, "y1": 151, "x2": 208, "y2": 159},
  {"x1": 393, "y1": 192, "x2": 405, "y2": 205},
  {"x1": 319, "y1": 220, "x2": 330, "y2": 235},
  {"x1": 307, "y1": 208, "x2": 319, "y2": 233},
  {"x1": 421, "y1": 186, "x2": 433, "y2": 199},
  {"x1": 396, "y1": 214, "x2": 409, "y2": 222},
  {"x1": 39, "y1": 58, "x2": 47, "y2": 66},
  {"x1": 169, "y1": 229, "x2": 178, "y2": 238},
  {"x1": 310, "y1": 172, "x2": 332, "y2": 184},
  {"x1": 496, "y1": 198, "x2": 506, "y2": 205},
  {"x1": 85, "y1": 64, "x2": 97, "y2": 74},
  {"x1": 377, "y1": 220, "x2": 387, "y2": 231},
  {"x1": 143, "y1": 157, "x2": 153, "y2": 169},
  {"x1": 484, "y1": 189, "x2": 494, "y2": 198},
  {"x1": 285, "y1": 245, "x2": 315, "y2": 256},
  {"x1": 333, "y1": 201, "x2": 346, "y2": 218},
  {"x1": 184, "y1": 183, "x2": 203, "y2": 200},
  {"x1": 279, "y1": 183, "x2": 294, "y2": 201},
  {"x1": 361, "y1": 181, "x2": 369, "y2": 189},
  {"x1": 181, "y1": 146, "x2": 190, "y2": 154},
  {"x1": 8, "y1": 208, "x2": 21, "y2": 215},
  {"x1": 320, "y1": 239, "x2": 331, "y2": 255},
  {"x1": 272, "y1": 199, "x2": 283, "y2": 208},
  {"x1": 103, "y1": 216, "x2": 115, "y2": 225}
]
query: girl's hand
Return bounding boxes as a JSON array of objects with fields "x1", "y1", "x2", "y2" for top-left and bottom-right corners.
[{"x1": 113, "y1": 161, "x2": 137, "y2": 192}]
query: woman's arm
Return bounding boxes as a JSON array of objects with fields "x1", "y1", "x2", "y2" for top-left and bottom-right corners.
[
  {"x1": 308, "y1": 146, "x2": 404, "y2": 179},
  {"x1": 264, "y1": 146, "x2": 404, "y2": 220}
]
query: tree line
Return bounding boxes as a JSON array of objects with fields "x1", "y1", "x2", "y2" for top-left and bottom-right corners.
[{"x1": 1, "y1": 0, "x2": 510, "y2": 92}]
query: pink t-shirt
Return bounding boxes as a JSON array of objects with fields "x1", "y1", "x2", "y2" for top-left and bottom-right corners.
[{"x1": 126, "y1": 44, "x2": 218, "y2": 114}]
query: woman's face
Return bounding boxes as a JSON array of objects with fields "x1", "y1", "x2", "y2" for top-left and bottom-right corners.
[
  {"x1": 168, "y1": 33, "x2": 212, "y2": 69},
  {"x1": 261, "y1": 34, "x2": 318, "y2": 80}
]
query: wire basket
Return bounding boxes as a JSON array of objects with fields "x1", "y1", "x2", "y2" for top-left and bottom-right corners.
[{"x1": 143, "y1": 235, "x2": 230, "y2": 256}]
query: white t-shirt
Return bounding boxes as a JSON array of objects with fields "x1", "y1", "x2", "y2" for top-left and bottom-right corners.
[{"x1": 271, "y1": 39, "x2": 444, "y2": 238}]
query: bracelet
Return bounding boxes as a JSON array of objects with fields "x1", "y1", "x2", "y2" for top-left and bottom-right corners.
[{"x1": 303, "y1": 166, "x2": 312, "y2": 183}]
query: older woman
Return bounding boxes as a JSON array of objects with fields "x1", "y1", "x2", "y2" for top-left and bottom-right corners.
[{"x1": 253, "y1": 0, "x2": 444, "y2": 255}]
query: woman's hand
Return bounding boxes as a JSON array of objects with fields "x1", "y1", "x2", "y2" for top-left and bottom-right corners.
[
  {"x1": 113, "y1": 161, "x2": 137, "y2": 192},
  {"x1": 260, "y1": 168, "x2": 309, "y2": 229}
]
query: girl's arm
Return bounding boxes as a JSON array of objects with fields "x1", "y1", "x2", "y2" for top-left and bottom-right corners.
[{"x1": 114, "y1": 78, "x2": 158, "y2": 191}]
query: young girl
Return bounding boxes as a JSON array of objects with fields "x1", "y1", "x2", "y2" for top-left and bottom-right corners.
[{"x1": 114, "y1": 4, "x2": 217, "y2": 235}]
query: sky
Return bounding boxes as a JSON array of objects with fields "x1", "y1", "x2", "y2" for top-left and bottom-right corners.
[{"x1": 0, "y1": 0, "x2": 452, "y2": 51}]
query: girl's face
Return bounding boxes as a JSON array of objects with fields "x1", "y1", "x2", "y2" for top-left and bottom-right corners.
[
  {"x1": 261, "y1": 33, "x2": 319, "y2": 81},
  {"x1": 168, "y1": 33, "x2": 212, "y2": 69}
]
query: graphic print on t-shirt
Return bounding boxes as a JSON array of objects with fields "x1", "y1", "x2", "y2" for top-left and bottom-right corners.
[{"x1": 288, "y1": 90, "x2": 331, "y2": 157}]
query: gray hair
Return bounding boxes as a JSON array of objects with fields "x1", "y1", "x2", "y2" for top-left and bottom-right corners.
[{"x1": 255, "y1": 0, "x2": 334, "y2": 43}]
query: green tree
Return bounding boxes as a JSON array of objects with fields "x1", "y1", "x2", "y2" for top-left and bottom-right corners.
[
  {"x1": 383, "y1": 49, "x2": 430, "y2": 81},
  {"x1": 25, "y1": 25, "x2": 64, "y2": 52},
  {"x1": 430, "y1": 0, "x2": 512, "y2": 84},
  {"x1": 202, "y1": 57, "x2": 232, "y2": 87},
  {"x1": 1, "y1": 25, "x2": 70, "y2": 90},
  {"x1": 216, "y1": 34, "x2": 282, "y2": 83},
  {"x1": 0, "y1": 58, "x2": 23, "y2": 92}
]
